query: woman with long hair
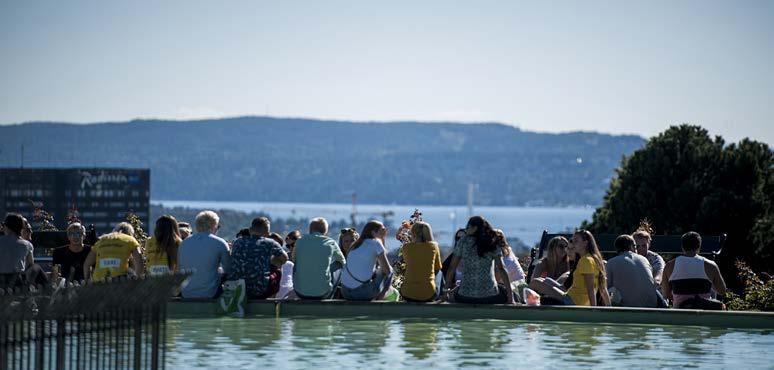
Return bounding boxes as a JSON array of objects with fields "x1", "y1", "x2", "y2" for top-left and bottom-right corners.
[
  {"x1": 534, "y1": 230, "x2": 610, "y2": 306},
  {"x1": 338, "y1": 227, "x2": 359, "y2": 257},
  {"x1": 400, "y1": 221, "x2": 443, "y2": 302},
  {"x1": 529, "y1": 236, "x2": 571, "y2": 283},
  {"x1": 443, "y1": 216, "x2": 515, "y2": 304},
  {"x1": 341, "y1": 220, "x2": 393, "y2": 301},
  {"x1": 144, "y1": 215, "x2": 182, "y2": 276}
]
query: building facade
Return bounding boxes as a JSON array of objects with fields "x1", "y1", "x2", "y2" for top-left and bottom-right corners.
[{"x1": 0, "y1": 168, "x2": 150, "y2": 234}]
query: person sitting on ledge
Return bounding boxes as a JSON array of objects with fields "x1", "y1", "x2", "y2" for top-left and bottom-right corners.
[
  {"x1": 633, "y1": 228, "x2": 665, "y2": 286},
  {"x1": 606, "y1": 235, "x2": 658, "y2": 307},
  {"x1": 293, "y1": 217, "x2": 346, "y2": 300},
  {"x1": 400, "y1": 221, "x2": 443, "y2": 302},
  {"x1": 84, "y1": 222, "x2": 143, "y2": 282},
  {"x1": 443, "y1": 216, "x2": 515, "y2": 305},
  {"x1": 178, "y1": 211, "x2": 231, "y2": 298},
  {"x1": 494, "y1": 229, "x2": 526, "y2": 288},
  {"x1": 338, "y1": 227, "x2": 359, "y2": 257},
  {"x1": 662, "y1": 231, "x2": 727, "y2": 310},
  {"x1": 229, "y1": 217, "x2": 288, "y2": 299},
  {"x1": 52, "y1": 222, "x2": 92, "y2": 282},
  {"x1": 529, "y1": 236, "x2": 570, "y2": 284},
  {"x1": 0, "y1": 213, "x2": 36, "y2": 289},
  {"x1": 531, "y1": 230, "x2": 611, "y2": 306},
  {"x1": 341, "y1": 220, "x2": 393, "y2": 301},
  {"x1": 144, "y1": 215, "x2": 182, "y2": 276},
  {"x1": 275, "y1": 230, "x2": 299, "y2": 299}
]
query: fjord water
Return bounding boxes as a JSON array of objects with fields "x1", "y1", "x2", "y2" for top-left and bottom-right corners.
[
  {"x1": 166, "y1": 317, "x2": 773, "y2": 369},
  {"x1": 155, "y1": 201, "x2": 594, "y2": 248}
]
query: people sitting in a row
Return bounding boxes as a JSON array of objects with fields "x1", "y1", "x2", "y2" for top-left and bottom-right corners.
[{"x1": 4, "y1": 208, "x2": 729, "y2": 310}]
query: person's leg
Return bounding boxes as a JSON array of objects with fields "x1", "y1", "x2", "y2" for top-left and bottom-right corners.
[
  {"x1": 374, "y1": 272, "x2": 393, "y2": 300},
  {"x1": 529, "y1": 278, "x2": 565, "y2": 301},
  {"x1": 25, "y1": 264, "x2": 49, "y2": 287},
  {"x1": 327, "y1": 262, "x2": 343, "y2": 299}
]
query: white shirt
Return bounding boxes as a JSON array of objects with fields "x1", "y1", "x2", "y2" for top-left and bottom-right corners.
[
  {"x1": 276, "y1": 260, "x2": 295, "y2": 299},
  {"x1": 341, "y1": 239, "x2": 386, "y2": 289}
]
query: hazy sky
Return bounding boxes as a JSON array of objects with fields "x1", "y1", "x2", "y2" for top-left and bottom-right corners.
[{"x1": 1, "y1": 1, "x2": 773, "y2": 144}]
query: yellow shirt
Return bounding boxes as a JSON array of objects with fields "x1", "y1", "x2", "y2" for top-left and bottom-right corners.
[
  {"x1": 92, "y1": 232, "x2": 139, "y2": 282},
  {"x1": 400, "y1": 242, "x2": 443, "y2": 301},
  {"x1": 143, "y1": 237, "x2": 172, "y2": 276},
  {"x1": 567, "y1": 254, "x2": 601, "y2": 306}
]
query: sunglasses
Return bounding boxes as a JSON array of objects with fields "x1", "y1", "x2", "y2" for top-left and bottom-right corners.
[{"x1": 340, "y1": 228, "x2": 356, "y2": 234}]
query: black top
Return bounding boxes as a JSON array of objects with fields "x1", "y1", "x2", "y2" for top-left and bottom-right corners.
[{"x1": 52, "y1": 245, "x2": 92, "y2": 282}]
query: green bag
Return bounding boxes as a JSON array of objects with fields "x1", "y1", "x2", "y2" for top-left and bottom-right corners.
[
  {"x1": 382, "y1": 286, "x2": 401, "y2": 302},
  {"x1": 218, "y1": 279, "x2": 246, "y2": 317}
]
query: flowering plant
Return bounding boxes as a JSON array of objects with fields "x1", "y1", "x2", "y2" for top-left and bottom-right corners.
[
  {"x1": 391, "y1": 209, "x2": 422, "y2": 291},
  {"x1": 29, "y1": 199, "x2": 58, "y2": 231}
]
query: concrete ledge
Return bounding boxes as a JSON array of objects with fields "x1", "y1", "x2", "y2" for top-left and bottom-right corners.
[{"x1": 167, "y1": 299, "x2": 774, "y2": 330}]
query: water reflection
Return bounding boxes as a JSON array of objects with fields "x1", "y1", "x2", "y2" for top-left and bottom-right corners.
[
  {"x1": 398, "y1": 319, "x2": 440, "y2": 360},
  {"x1": 164, "y1": 317, "x2": 774, "y2": 369}
]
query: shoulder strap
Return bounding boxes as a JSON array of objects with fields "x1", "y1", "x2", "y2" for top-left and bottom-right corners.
[{"x1": 345, "y1": 263, "x2": 371, "y2": 284}]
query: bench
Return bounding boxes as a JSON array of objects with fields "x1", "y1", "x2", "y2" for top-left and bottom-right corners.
[{"x1": 525, "y1": 230, "x2": 726, "y2": 282}]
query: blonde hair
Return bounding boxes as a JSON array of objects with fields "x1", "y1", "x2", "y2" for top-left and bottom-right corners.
[
  {"x1": 309, "y1": 217, "x2": 328, "y2": 234},
  {"x1": 410, "y1": 221, "x2": 434, "y2": 243},
  {"x1": 113, "y1": 222, "x2": 135, "y2": 237},
  {"x1": 67, "y1": 222, "x2": 86, "y2": 234},
  {"x1": 195, "y1": 210, "x2": 219, "y2": 232}
]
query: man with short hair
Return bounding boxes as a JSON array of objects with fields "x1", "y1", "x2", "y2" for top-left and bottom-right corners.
[
  {"x1": 293, "y1": 217, "x2": 346, "y2": 299},
  {"x1": 663, "y1": 231, "x2": 727, "y2": 309},
  {"x1": 229, "y1": 217, "x2": 288, "y2": 299},
  {"x1": 0, "y1": 213, "x2": 35, "y2": 288},
  {"x1": 179, "y1": 210, "x2": 232, "y2": 298},
  {"x1": 606, "y1": 235, "x2": 659, "y2": 307},
  {"x1": 633, "y1": 231, "x2": 665, "y2": 285},
  {"x1": 53, "y1": 222, "x2": 92, "y2": 282}
]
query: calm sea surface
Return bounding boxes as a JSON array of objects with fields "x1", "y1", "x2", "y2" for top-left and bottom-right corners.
[
  {"x1": 165, "y1": 316, "x2": 774, "y2": 369},
  {"x1": 154, "y1": 200, "x2": 594, "y2": 249}
]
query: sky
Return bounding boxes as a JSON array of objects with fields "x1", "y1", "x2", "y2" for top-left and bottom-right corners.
[{"x1": 1, "y1": 1, "x2": 773, "y2": 145}]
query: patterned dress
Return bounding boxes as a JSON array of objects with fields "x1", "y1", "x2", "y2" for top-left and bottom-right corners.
[
  {"x1": 453, "y1": 235, "x2": 502, "y2": 298},
  {"x1": 230, "y1": 236, "x2": 284, "y2": 297}
]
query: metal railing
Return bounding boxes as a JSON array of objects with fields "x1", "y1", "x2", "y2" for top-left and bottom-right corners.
[{"x1": 1, "y1": 274, "x2": 187, "y2": 370}]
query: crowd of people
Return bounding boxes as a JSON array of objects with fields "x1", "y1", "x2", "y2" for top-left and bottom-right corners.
[{"x1": 0, "y1": 210, "x2": 727, "y2": 309}]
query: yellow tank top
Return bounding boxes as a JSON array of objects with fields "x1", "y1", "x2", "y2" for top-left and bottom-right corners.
[
  {"x1": 92, "y1": 232, "x2": 139, "y2": 282},
  {"x1": 143, "y1": 237, "x2": 171, "y2": 276}
]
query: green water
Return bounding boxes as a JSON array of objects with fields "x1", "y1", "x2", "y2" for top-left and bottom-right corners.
[{"x1": 165, "y1": 317, "x2": 774, "y2": 369}]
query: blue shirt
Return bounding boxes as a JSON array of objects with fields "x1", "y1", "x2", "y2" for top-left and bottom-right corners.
[
  {"x1": 178, "y1": 232, "x2": 231, "y2": 298},
  {"x1": 229, "y1": 235, "x2": 284, "y2": 297},
  {"x1": 293, "y1": 232, "x2": 345, "y2": 297}
]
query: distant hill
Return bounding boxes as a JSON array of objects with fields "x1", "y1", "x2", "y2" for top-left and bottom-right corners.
[{"x1": 0, "y1": 116, "x2": 644, "y2": 206}]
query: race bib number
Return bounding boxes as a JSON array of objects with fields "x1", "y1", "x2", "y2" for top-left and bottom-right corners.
[
  {"x1": 99, "y1": 258, "x2": 121, "y2": 268},
  {"x1": 148, "y1": 265, "x2": 170, "y2": 276}
]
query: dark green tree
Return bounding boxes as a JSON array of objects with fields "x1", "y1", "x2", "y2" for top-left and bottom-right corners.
[{"x1": 583, "y1": 125, "x2": 773, "y2": 275}]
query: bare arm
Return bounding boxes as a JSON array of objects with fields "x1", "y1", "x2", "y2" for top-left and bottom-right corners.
[
  {"x1": 444, "y1": 255, "x2": 460, "y2": 290},
  {"x1": 583, "y1": 274, "x2": 597, "y2": 306},
  {"x1": 530, "y1": 261, "x2": 545, "y2": 283},
  {"x1": 271, "y1": 250, "x2": 289, "y2": 267},
  {"x1": 131, "y1": 249, "x2": 145, "y2": 278},
  {"x1": 495, "y1": 257, "x2": 515, "y2": 304},
  {"x1": 26, "y1": 252, "x2": 34, "y2": 270},
  {"x1": 651, "y1": 255, "x2": 665, "y2": 285},
  {"x1": 706, "y1": 261, "x2": 727, "y2": 295},
  {"x1": 598, "y1": 273, "x2": 611, "y2": 306},
  {"x1": 83, "y1": 250, "x2": 96, "y2": 282},
  {"x1": 661, "y1": 260, "x2": 675, "y2": 300},
  {"x1": 375, "y1": 251, "x2": 391, "y2": 274}
]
